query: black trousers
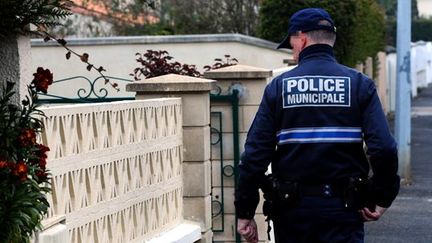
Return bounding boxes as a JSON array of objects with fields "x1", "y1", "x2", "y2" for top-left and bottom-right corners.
[{"x1": 272, "y1": 196, "x2": 364, "y2": 243}]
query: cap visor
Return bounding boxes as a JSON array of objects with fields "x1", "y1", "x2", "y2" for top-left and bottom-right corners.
[{"x1": 277, "y1": 34, "x2": 292, "y2": 49}]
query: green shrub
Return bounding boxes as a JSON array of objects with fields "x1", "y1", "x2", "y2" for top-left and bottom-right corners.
[
  {"x1": 1, "y1": 70, "x2": 53, "y2": 243},
  {"x1": 258, "y1": 0, "x2": 386, "y2": 67},
  {"x1": 413, "y1": 18, "x2": 432, "y2": 42},
  {"x1": 386, "y1": 18, "x2": 432, "y2": 46},
  {"x1": 0, "y1": 0, "x2": 71, "y2": 38}
]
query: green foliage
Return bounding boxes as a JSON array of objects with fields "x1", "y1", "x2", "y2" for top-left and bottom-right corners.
[
  {"x1": 258, "y1": 0, "x2": 386, "y2": 67},
  {"x1": 385, "y1": 19, "x2": 397, "y2": 47},
  {"x1": 386, "y1": 17, "x2": 432, "y2": 46},
  {"x1": 159, "y1": 0, "x2": 260, "y2": 35},
  {"x1": 379, "y1": 0, "x2": 426, "y2": 46},
  {"x1": 412, "y1": 18, "x2": 432, "y2": 42},
  {"x1": 48, "y1": 0, "x2": 259, "y2": 37},
  {"x1": 375, "y1": 0, "x2": 419, "y2": 20},
  {"x1": 69, "y1": 0, "x2": 159, "y2": 36},
  {"x1": 0, "y1": 180, "x2": 50, "y2": 243},
  {"x1": 0, "y1": 69, "x2": 53, "y2": 242},
  {"x1": 79, "y1": 0, "x2": 156, "y2": 17},
  {"x1": 376, "y1": 0, "x2": 396, "y2": 17},
  {"x1": 0, "y1": 0, "x2": 72, "y2": 38},
  {"x1": 114, "y1": 23, "x2": 174, "y2": 36}
]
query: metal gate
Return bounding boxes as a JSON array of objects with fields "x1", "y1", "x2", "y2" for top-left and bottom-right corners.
[{"x1": 210, "y1": 89, "x2": 241, "y2": 243}]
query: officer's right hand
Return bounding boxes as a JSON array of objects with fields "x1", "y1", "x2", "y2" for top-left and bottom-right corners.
[
  {"x1": 359, "y1": 205, "x2": 388, "y2": 221},
  {"x1": 237, "y1": 218, "x2": 258, "y2": 243}
]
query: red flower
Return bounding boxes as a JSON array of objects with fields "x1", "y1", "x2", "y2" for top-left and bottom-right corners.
[
  {"x1": 18, "y1": 128, "x2": 37, "y2": 147},
  {"x1": 0, "y1": 160, "x2": 8, "y2": 169},
  {"x1": 12, "y1": 161, "x2": 28, "y2": 181},
  {"x1": 34, "y1": 144, "x2": 49, "y2": 170},
  {"x1": 39, "y1": 158, "x2": 47, "y2": 170},
  {"x1": 32, "y1": 67, "x2": 53, "y2": 94}
]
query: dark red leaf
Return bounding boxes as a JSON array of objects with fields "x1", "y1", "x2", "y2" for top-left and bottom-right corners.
[
  {"x1": 57, "y1": 38, "x2": 67, "y2": 46},
  {"x1": 80, "y1": 53, "x2": 89, "y2": 62}
]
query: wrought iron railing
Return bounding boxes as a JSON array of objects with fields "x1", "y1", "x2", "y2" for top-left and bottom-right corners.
[{"x1": 36, "y1": 75, "x2": 135, "y2": 104}]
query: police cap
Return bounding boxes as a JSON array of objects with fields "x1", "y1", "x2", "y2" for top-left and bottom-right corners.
[{"x1": 277, "y1": 8, "x2": 336, "y2": 49}]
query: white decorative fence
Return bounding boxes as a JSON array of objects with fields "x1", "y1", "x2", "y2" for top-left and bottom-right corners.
[{"x1": 39, "y1": 99, "x2": 183, "y2": 243}]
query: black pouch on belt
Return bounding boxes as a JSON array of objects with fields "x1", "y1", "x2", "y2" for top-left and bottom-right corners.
[
  {"x1": 274, "y1": 179, "x2": 300, "y2": 206},
  {"x1": 344, "y1": 177, "x2": 375, "y2": 210}
]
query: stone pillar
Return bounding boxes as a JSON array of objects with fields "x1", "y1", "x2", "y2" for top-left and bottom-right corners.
[
  {"x1": 355, "y1": 63, "x2": 364, "y2": 73},
  {"x1": 365, "y1": 56, "x2": 374, "y2": 78},
  {"x1": 204, "y1": 65, "x2": 272, "y2": 242},
  {"x1": 0, "y1": 35, "x2": 32, "y2": 104},
  {"x1": 376, "y1": 52, "x2": 389, "y2": 113},
  {"x1": 126, "y1": 74, "x2": 215, "y2": 243}
]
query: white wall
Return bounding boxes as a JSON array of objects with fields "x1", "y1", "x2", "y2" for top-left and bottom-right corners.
[
  {"x1": 411, "y1": 42, "x2": 432, "y2": 97},
  {"x1": 387, "y1": 41, "x2": 432, "y2": 112},
  {"x1": 30, "y1": 34, "x2": 291, "y2": 99}
]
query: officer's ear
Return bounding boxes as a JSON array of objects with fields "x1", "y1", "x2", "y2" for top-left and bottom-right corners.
[{"x1": 298, "y1": 32, "x2": 308, "y2": 49}]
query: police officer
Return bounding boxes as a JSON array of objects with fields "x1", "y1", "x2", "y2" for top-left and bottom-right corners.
[{"x1": 235, "y1": 8, "x2": 400, "y2": 243}]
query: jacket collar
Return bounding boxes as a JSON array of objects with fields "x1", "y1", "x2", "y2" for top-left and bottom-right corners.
[{"x1": 298, "y1": 44, "x2": 336, "y2": 64}]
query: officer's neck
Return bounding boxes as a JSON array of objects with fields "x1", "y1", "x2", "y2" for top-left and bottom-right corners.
[{"x1": 298, "y1": 44, "x2": 335, "y2": 63}]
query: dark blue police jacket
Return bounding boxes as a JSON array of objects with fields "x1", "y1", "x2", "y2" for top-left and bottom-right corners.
[{"x1": 235, "y1": 44, "x2": 400, "y2": 219}]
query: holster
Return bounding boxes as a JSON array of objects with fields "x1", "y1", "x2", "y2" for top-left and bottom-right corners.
[
  {"x1": 273, "y1": 178, "x2": 301, "y2": 206},
  {"x1": 343, "y1": 177, "x2": 375, "y2": 210},
  {"x1": 259, "y1": 174, "x2": 275, "y2": 219},
  {"x1": 259, "y1": 174, "x2": 301, "y2": 220},
  {"x1": 258, "y1": 174, "x2": 275, "y2": 241},
  {"x1": 260, "y1": 174, "x2": 299, "y2": 241}
]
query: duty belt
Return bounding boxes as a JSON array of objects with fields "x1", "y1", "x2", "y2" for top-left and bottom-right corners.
[{"x1": 300, "y1": 183, "x2": 345, "y2": 198}]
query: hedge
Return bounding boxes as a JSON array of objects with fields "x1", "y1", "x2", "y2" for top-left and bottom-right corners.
[
  {"x1": 257, "y1": 0, "x2": 386, "y2": 67},
  {"x1": 386, "y1": 18, "x2": 432, "y2": 46}
]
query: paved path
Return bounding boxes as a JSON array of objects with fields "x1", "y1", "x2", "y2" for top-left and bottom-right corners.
[{"x1": 365, "y1": 86, "x2": 432, "y2": 243}]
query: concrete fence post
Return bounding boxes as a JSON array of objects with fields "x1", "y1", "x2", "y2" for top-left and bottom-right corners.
[
  {"x1": 365, "y1": 56, "x2": 374, "y2": 79},
  {"x1": 204, "y1": 64, "x2": 272, "y2": 242},
  {"x1": 376, "y1": 52, "x2": 389, "y2": 113},
  {"x1": 355, "y1": 63, "x2": 364, "y2": 73},
  {"x1": 126, "y1": 74, "x2": 216, "y2": 243}
]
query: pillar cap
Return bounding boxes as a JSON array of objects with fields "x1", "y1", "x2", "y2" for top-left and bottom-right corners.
[
  {"x1": 203, "y1": 64, "x2": 272, "y2": 79},
  {"x1": 126, "y1": 74, "x2": 216, "y2": 93}
]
